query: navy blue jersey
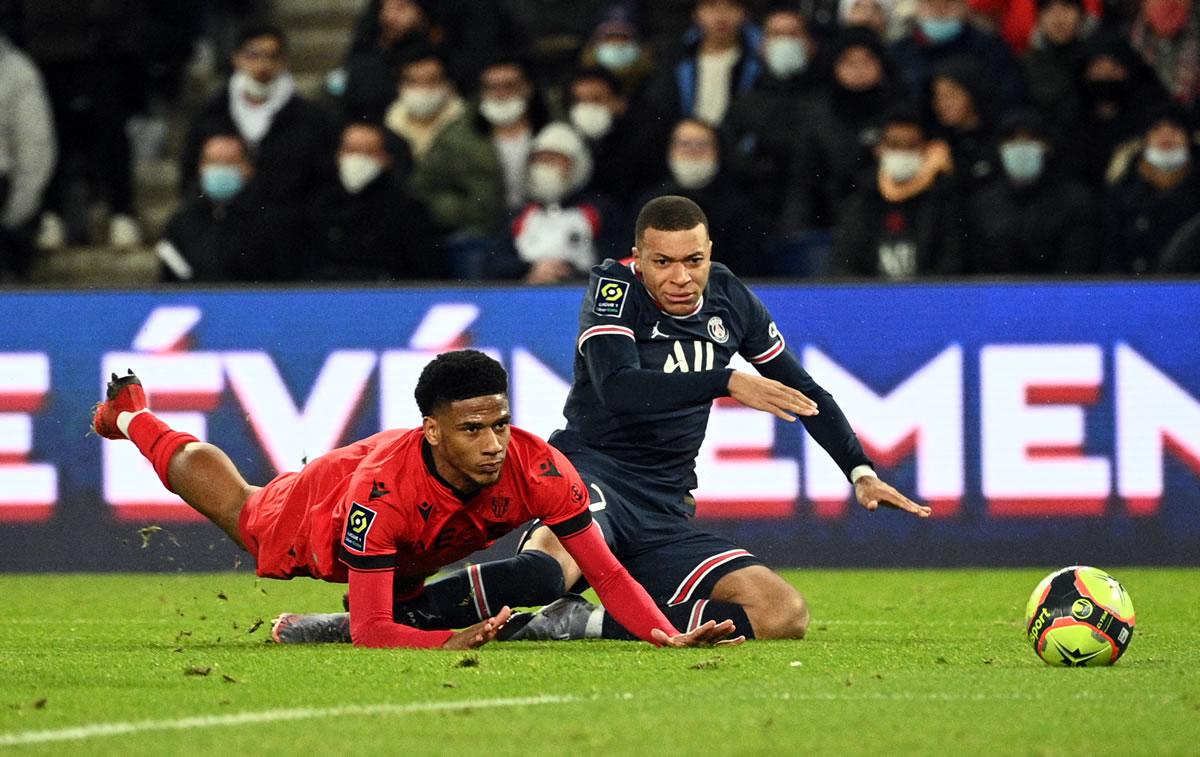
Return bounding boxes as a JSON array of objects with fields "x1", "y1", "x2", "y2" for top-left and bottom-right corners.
[{"x1": 551, "y1": 259, "x2": 871, "y2": 512}]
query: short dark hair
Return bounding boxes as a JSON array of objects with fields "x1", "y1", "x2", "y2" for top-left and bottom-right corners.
[
  {"x1": 236, "y1": 24, "x2": 288, "y2": 54},
  {"x1": 414, "y1": 350, "x2": 509, "y2": 416},
  {"x1": 635, "y1": 195, "x2": 709, "y2": 244}
]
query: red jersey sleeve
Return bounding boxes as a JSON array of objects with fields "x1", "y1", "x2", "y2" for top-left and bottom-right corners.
[
  {"x1": 526, "y1": 445, "x2": 592, "y2": 528},
  {"x1": 347, "y1": 569, "x2": 454, "y2": 648}
]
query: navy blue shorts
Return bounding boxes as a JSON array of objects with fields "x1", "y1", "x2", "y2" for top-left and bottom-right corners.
[{"x1": 520, "y1": 471, "x2": 762, "y2": 607}]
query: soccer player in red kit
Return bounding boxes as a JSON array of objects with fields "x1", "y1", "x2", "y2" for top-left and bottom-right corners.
[{"x1": 91, "y1": 349, "x2": 740, "y2": 649}]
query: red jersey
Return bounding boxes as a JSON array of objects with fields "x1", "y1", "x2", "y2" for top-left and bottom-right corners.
[{"x1": 241, "y1": 426, "x2": 588, "y2": 584}]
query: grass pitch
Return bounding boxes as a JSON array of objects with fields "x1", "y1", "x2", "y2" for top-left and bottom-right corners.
[{"x1": 2, "y1": 569, "x2": 1198, "y2": 756}]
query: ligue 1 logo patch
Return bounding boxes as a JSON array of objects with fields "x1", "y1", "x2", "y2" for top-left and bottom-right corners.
[
  {"x1": 343, "y1": 502, "x2": 377, "y2": 552},
  {"x1": 592, "y1": 278, "x2": 629, "y2": 317},
  {"x1": 707, "y1": 316, "x2": 729, "y2": 344}
]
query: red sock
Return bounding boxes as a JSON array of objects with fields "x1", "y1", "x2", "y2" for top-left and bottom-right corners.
[{"x1": 126, "y1": 413, "x2": 199, "y2": 493}]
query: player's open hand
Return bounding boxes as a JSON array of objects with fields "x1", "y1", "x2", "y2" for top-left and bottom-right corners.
[
  {"x1": 727, "y1": 372, "x2": 818, "y2": 422},
  {"x1": 442, "y1": 606, "x2": 513, "y2": 649},
  {"x1": 651, "y1": 619, "x2": 746, "y2": 648},
  {"x1": 854, "y1": 476, "x2": 931, "y2": 518}
]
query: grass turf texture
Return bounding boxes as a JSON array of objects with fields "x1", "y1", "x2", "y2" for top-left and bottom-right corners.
[{"x1": 2, "y1": 569, "x2": 1198, "y2": 756}]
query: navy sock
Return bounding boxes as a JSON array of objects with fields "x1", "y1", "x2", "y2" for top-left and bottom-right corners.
[
  {"x1": 599, "y1": 599, "x2": 755, "y2": 640},
  {"x1": 393, "y1": 550, "x2": 565, "y2": 628}
]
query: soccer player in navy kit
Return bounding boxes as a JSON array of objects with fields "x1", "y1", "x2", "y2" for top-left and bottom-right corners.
[{"x1": 275, "y1": 196, "x2": 929, "y2": 643}]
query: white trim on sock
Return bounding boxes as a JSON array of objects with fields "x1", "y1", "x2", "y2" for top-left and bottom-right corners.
[
  {"x1": 584, "y1": 607, "x2": 605, "y2": 639},
  {"x1": 116, "y1": 409, "x2": 148, "y2": 438}
]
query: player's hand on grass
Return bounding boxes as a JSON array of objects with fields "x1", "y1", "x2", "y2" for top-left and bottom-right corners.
[
  {"x1": 651, "y1": 619, "x2": 746, "y2": 648},
  {"x1": 727, "y1": 372, "x2": 818, "y2": 421},
  {"x1": 854, "y1": 476, "x2": 931, "y2": 518},
  {"x1": 442, "y1": 606, "x2": 513, "y2": 649}
]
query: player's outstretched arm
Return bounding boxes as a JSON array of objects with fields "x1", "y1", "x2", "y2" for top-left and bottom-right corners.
[
  {"x1": 347, "y1": 569, "x2": 457, "y2": 648},
  {"x1": 727, "y1": 371, "x2": 819, "y2": 421},
  {"x1": 853, "y1": 475, "x2": 931, "y2": 518},
  {"x1": 441, "y1": 607, "x2": 513, "y2": 650}
]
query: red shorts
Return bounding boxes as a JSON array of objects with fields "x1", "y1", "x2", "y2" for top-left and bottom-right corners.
[{"x1": 237, "y1": 472, "x2": 312, "y2": 580}]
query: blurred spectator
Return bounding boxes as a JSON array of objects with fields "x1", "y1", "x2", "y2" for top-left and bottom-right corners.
[
  {"x1": 386, "y1": 52, "x2": 466, "y2": 159},
  {"x1": 639, "y1": 118, "x2": 768, "y2": 275},
  {"x1": 1128, "y1": 0, "x2": 1200, "y2": 108},
  {"x1": 1102, "y1": 105, "x2": 1200, "y2": 273},
  {"x1": 0, "y1": 31, "x2": 54, "y2": 281},
  {"x1": 1023, "y1": 0, "x2": 1098, "y2": 133},
  {"x1": 339, "y1": 0, "x2": 439, "y2": 123},
  {"x1": 578, "y1": 5, "x2": 656, "y2": 98},
  {"x1": 839, "y1": 0, "x2": 904, "y2": 41},
  {"x1": 1066, "y1": 32, "x2": 1170, "y2": 186},
  {"x1": 833, "y1": 106, "x2": 965, "y2": 277},
  {"x1": 929, "y1": 56, "x2": 998, "y2": 190},
  {"x1": 645, "y1": 0, "x2": 764, "y2": 128},
  {"x1": 24, "y1": 0, "x2": 147, "y2": 248},
  {"x1": 180, "y1": 26, "x2": 336, "y2": 210},
  {"x1": 967, "y1": 0, "x2": 1101, "y2": 54},
  {"x1": 782, "y1": 27, "x2": 906, "y2": 230},
  {"x1": 889, "y1": 0, "x2": 1025, "y2": 111},
  {"x1": 1157, "y1": 208, "x2": 1200, "y2": 272},
  {"x1": 566, "y1": 67, "x2": 663, "y2": 205},
  {"x1": 307, "y1": 122, "x2": 438, "y2": 281},
  {"x1": 345, "y1": 0, "x2": 513, "y2": 92},
  {"x1": 966, "y1": 109, "x2": 1098, "y2": 273},
  {"x1": 474, "y1": 57, "x2": 550, "y2": 212},
  {"x1": 489, "y1": 122, "x2": 622, "y2": 282},
  {"x1": 157, "y1": 134, "x2": 298, "y2": 282},
  {"x1": 723, "y1": 5, "x2": 821, "y2": 224}
]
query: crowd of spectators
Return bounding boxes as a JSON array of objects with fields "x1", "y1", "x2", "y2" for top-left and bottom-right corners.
[{"x1": 2, "y1": 0, "x2": 1199, "y2": 283}]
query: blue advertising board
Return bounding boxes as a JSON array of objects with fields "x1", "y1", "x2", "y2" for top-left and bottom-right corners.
[{"x1": 1, "y1": 281, "x2": 1197, "y2": 571}]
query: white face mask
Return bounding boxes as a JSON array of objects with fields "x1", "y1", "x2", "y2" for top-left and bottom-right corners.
[
  {"x1": 401, "y1": 86, "x2": 448, "y2": 119},
  {"x1": 763, "y1": 37, "x2": 808, "y2": 79},
  {"x1": 1144, "y1": 145, "x2": 1190, "y2": 172},
  {"x1": 669, "y1": 158, "x2": 719, "y2": 189},
  {"x1": 570, "y1": 102, "x2": 614, "y2": 139},
  {"x1": 880, "y1": 150, "x2": 923, "y2": 182},
  {"x1": 527, "y1": 162, "x2": 570, "y2": 203},
  {"x1": 480, "y1": 96, "x2": 527, "y2": 126},
  {"x1": 235, "y1": 70, "x2": 275, "y2": 101},
  {"x1": 338, "y1": 153, "x2": 385, "y2": 194}
]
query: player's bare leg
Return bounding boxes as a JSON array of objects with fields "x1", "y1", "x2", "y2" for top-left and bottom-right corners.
[
  {"x1": 709, "y1": 565, "x2": 809, "y2": 639},
  {"x1": 93, "y1": 370, "x2": 258, "y2": 549}
]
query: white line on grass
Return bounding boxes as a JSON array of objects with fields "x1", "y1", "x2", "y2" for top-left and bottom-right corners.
[{"x1": 0, "y1": 695, "x2": 576, "y2": 747}]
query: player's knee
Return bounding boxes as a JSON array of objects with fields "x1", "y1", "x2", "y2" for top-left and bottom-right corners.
[{"x1": 750, "y1": 588, "x2": 809, "y2": 640}]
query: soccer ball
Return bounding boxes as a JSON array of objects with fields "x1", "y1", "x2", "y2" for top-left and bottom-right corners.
[{"x1": 1024, "y1": 566, "x2": 1135, "y2": 667}]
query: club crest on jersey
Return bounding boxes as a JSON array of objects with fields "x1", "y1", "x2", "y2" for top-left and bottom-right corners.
[
  {"x1": 707, "y1": 316, "x2": 729, "y2": 344},
  {"x1": 592, "y1": 278, "x2": 629, "y2": 317},
  {"x1": 343, "y1": 502, "x2": 377, "y2": 552},
  {"x1": 490, "y1": 496, "x2": 510, "y2": 519}
]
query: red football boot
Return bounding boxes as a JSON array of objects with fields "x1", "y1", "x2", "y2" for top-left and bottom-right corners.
[{"x1": 91, "y1": 370, "x2": 147, "y2": 439}]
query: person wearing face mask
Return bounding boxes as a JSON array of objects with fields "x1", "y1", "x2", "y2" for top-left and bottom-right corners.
[
  {"x1": 180, "y1": 26, "x2": 336, "y2": 213},
  {"x1": 1129, "y1": 0, "x2": 1200, "y2": 108},
  {"x1": 965, "y1": 109, "x2": 1098, "y2": 274},
  {"x1": 579, "y1": 5, "x2": 656, "y2": 99},
  {"x1": 833, "y1": 106, "x2": 965, "y2": 278},
  {"x1": 722, "y1": 6, "x2": 821, "y2": 226},
  {"x1": 472, "y1": 58, "x2": 551, "y2": 213},
  {"x1": 566, "y1": 68, "x2": 663, "y2": 207},
  {"x1": 487, "y1": 122, "x2": 623, "y2": 284},
  {"x1": 782, "y1": 28, "x2": 906, "y2": 233},
  {"x1": 306, "y1": 122, "x2": 438, "y2": 282},
  {"x1": 339, "y1": 0, "x2": 439, "y2": 123},
  {"x1": 1102, "y1": 106, "x2": 1200, "y2": 274},
  {"x1": 889, "y1": 0, "x2": 1024, "y2": 113},
  {"x1": 637, "y1": 118, "x2": 767, "y2": 275},
  {"x1": 158, "y1": 134, "x2": 300, "y2": 283},
  {"x1": 1065, "y1": 32, "x2": 1171, "y2": 188},
  {"x1": 1023, "y1": 0, "x2": 1099, "y2": 134}
]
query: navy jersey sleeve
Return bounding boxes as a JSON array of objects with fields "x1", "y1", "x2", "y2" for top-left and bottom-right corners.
[
  {"x1": 732, "y1": 279, "x2": 873, "y2": 480},
  {"x1": 577, "y1": 263, "x2": 733, "y2": 414}
]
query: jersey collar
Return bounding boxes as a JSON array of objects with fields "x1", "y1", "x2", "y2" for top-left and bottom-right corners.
[
  {"x1": 628, "y1": 260, "x2": 705, "y2": 319},
  {"x1": 421, "y1": 438, "x2": 473, "y2": 502}
]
